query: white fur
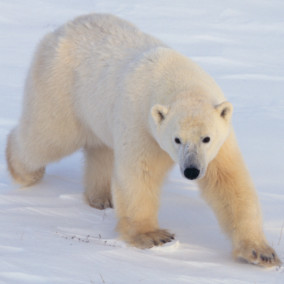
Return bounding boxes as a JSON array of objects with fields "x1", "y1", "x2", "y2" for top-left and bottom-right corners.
[{"x1": 6, "y1": 13, "x2": 281, "y2": 267}]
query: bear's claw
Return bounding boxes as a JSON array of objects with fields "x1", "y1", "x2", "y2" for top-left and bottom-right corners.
[
  {"x1": 87, "y1": 197, "x2": 113, "y2": 210},
  {"x1": 130, "y1": 229, "x2": 175, "y2": 249},
  {"x1": 234, "y1": 241, "x2": 282, "y2": 267}
]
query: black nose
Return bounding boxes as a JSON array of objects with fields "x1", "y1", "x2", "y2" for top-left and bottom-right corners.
[{"x1": 184, "y1": 167, "x2": 200, "y2": 180}]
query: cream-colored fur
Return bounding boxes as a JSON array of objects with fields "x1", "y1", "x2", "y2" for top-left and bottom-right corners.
[
  {"x1": 198, "y1": 131, "x2": 280, "y2": 266},
  {"x1": 6, "y1": 13, "x2": 280, "y2": 267}
]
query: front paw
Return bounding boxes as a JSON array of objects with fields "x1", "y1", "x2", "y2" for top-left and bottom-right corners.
[
  {"x1": 234, "y1": 241, "x2": 282, "y2": 267},
  {"x1": 128, "y1": 229, "x2": 175, "y2": 249}
]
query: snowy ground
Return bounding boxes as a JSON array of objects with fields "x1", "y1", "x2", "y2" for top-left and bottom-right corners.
[{"x1": 1, "y1": 0, "x2": 284, "y2": 283}]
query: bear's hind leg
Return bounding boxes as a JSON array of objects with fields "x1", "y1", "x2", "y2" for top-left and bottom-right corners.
[
  {"x1": 6, "y1": 118, "x2": 84, "y2": 187},
  {"x1": 6, "y1": 128, "x2": 45, "y2": 186},
  {"x1": 84, "y1": 146, "x2": 113, "y2": 209}
]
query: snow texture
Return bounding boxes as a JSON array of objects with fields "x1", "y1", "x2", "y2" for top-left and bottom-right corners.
[{"x1": 0, "y1": 0, "x2": 284, "y2": 283}]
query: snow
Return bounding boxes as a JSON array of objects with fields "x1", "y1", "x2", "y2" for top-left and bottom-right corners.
[{"x1": 0, "y1": 0, "x2": 284, "y2": 283}]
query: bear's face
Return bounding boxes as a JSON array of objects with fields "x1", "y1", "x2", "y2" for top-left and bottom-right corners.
[{"x1": 150, "y1": 101, "x2": 233, "y2": 180}]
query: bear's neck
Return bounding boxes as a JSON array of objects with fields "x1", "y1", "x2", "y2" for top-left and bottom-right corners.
[{"x1": 144, "y1": 48, "x2": 225, "y2": 108}]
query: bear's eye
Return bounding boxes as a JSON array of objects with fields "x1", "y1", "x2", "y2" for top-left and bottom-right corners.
[
  {"x1": 174, "y1": 137, "x2": 181, "y2": 144},
  {"x1": 202, "y1": 136, "x2": 210, "y2": 143}
]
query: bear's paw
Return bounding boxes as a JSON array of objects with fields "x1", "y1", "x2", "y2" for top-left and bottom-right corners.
[
  {"x1": 234, "y1": 240, "x2": 282, "y2": 267},
  {"x1": 130, "y1": 229, "x2": 175, "y2": 249},
  {"x1": 86, "y1": 195, "x2": 113, "y2": 210}
]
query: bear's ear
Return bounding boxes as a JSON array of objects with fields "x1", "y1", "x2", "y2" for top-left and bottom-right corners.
[
  {"x1": 215, "y1": 101, "x2": 233, "y2": 121},
  {"x1": 151, "y1": 104, "x2": 169, "y2": 125}
]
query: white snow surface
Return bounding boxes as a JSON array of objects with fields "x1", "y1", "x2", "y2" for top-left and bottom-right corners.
[{"x1": 0, "y1": 0, "x2": 284, "y2": 283}]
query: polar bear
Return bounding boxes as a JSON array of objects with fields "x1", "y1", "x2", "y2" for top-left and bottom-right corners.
[{"x1": 6, "y1": 13, "x2": 281, "y2": 267}]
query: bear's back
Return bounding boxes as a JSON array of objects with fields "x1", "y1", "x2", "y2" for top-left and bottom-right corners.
[{"x1": 58, "y1": 13, "x2": 165, "y2": 62}]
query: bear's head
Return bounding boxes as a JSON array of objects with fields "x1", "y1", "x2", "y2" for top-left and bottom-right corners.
[{"x1": 149, "y1": 100, "x2": 233, "y2": 180}]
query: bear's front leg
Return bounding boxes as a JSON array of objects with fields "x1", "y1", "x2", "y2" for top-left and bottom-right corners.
[
  {"x1": 112, "y1": 137, "x2": 174, "y2": 248},
  {"x1": 198, "y1": 131, "x2": 281, "y2": 267}
]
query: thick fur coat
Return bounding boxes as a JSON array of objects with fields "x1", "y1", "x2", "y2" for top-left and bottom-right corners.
[{"x1": 6, "y1": 14, "x2": 281, "y2": 267}]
